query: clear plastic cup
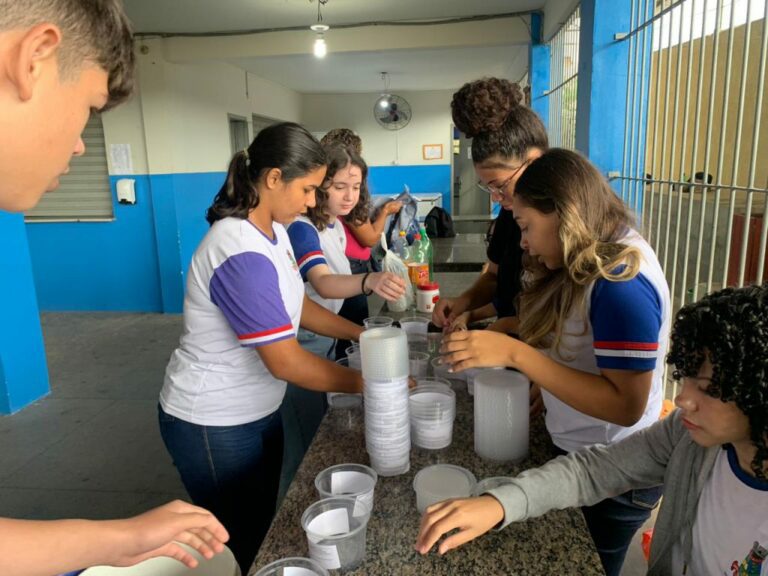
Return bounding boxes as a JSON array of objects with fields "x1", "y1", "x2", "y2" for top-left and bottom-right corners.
[
  {"x1": 399, "y1": 315, "x2": 430, "y2": 334},
  {"x1": 301, "y1": 497, "x2": 371, "y2": 571},
  {"x1": 346, "y1": 345, "x2": 362, "y2": 371},
  {"x1": 409, "y1": 351, "x2": 429, "y2": 377},
  {"x1": 363, "y1": 316, "x2": 394, "y2": 330},
  {"x1": 413, "y1": 464, "x2": 476, "y2": 513},
  {"x1": 430, "y1": 356, "x2": 452, "y2": 380},
  {"x1": 473, "y1": 476, "x2": 517, "y2": 496},
  {"x1": 315, "y1": 464, "x2": 377, "y2": 514},
  {"x1": 327, "y1": 358, "x2": 362, "y2": 409},
  {"x1": 253, "y1": 557, "x2": 329, "y2": 576},
  {"x1": 359, "y1": 327, "x2": 409, "y2": 381},
  {"x1": 409, "y1": 383, "x2": 455, "y2": 449}
]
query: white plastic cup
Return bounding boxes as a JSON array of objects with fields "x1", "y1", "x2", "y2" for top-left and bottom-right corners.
[
  {"x1": 363, "y1": 316, "x2": 394, "y2": 330},
  {"x1": 474, "y1": 369, "x2": 530, "y2": 462},
  {"x1": 253, "y1": 557, "x2": 329, "y2": 576},
  {"x1": 314, "y1": 464, "x2": 378, "y2": 514},
  {"x1": 409, "y1": 383, "x2": 456, "y2": 450},
  {"x1": 408, "y1": 351, "x2": 429, "y2": 378},
  {"x1": 413, "y1": 464, "x2": 476, "y2": 513},
  {"x1": 301, "y1": 497, "x2": 371, "y2": 571}
]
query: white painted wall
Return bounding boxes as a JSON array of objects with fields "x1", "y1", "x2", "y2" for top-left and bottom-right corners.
[
  {"x1": 302, "y1": 90, "x2": 454, "y2": 168},
  {"x1": 100, "y1": 41, "x2": 302, "y2": 175}
]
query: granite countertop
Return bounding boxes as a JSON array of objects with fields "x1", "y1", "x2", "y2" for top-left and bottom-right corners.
[{"x1": 250, "y1": 363, "x2": 604, "y2": 575}]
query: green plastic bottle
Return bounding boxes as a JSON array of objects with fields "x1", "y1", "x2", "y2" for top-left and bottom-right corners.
[{"x1": 419, "y1": 226, "x2": 434, "y2": 280}]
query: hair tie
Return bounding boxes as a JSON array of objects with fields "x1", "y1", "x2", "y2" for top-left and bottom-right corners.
[{"x1": 242, "y1": 149, "x2": 251, "y2": 167}]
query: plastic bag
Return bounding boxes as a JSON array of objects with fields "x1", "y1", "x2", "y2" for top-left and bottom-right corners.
[{"x1": 380, "y1": 232, "x2": 413, "y2": 312}]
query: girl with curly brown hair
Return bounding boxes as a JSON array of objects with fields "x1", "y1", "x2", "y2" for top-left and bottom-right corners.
[{"x1": 432, "y1": 77, "x2": 548, "y2": 334}]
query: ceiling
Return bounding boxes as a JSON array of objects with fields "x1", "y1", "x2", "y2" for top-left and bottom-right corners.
[{"x1": 123, "y1": 0, "x2": 552, "y2": 93}]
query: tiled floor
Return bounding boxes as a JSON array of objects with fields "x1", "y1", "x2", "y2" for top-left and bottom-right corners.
[{"x1": 1, "y1": 273, "x2": 653, "y2": 574}]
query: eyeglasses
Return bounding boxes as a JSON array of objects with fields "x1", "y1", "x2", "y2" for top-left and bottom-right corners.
[{"x1": 477, "y1": 160, "x2": 530, "y2": 196}]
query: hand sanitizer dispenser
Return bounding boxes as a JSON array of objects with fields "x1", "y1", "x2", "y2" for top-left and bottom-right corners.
[{"x1": 116, "y1": 178, "x2": 136, "y2": 205}]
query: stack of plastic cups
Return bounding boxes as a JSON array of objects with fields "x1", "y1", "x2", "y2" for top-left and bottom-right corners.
[
  {"x1": 409, "y1": 382, "x2": 456, "y2": 449},
  {"x1": 359, "y1": 326, "x2": 411, "y2": 476},
  {"x1": 474, "y1": 369, "x2": 530, "y2": 462}
]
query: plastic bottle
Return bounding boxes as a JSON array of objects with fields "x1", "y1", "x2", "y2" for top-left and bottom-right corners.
[
  {"x1": 407, "y1": 233, "x2": 429, "y2": 286},
  {"x1": 419, "y1": 226, "x2": 434, "y2": 280},
  {"x1": 394, "y1": 230, "x2": 411, "y2": 262}
]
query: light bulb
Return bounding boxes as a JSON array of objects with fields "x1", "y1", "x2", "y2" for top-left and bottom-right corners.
[
  {"x1": 313, "y1": 35, "x2": 327, "y2": 58},
  {"x1": 379, "y1": 97, "x2": 389, "y2": 108}
]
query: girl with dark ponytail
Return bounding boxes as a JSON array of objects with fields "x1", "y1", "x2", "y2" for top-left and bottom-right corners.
[{"x1": 159, "y1": 122, "x2": 365, "y2": 573}]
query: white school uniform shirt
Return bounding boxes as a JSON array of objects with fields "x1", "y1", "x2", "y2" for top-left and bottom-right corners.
[
  {"x1": 540, "y1": 229, "x2": 670, "y2": 452},
  {"x1": 287, "y1": 215, "x2": 351, "y2": 314},
  {"x1": 671, "y1": 445, "x2": 768, "y2": 575},
  {"x1": 160, "y1": 217, "x2": 304, "y2": 426}
]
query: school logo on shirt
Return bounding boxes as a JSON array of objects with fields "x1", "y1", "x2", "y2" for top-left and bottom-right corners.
[
  {"x1": 730, "y1": 541, "x2": 767, "y2": 576},
  {"x1": 286, "y1": 250, "x2": 299, "y2": 272}
]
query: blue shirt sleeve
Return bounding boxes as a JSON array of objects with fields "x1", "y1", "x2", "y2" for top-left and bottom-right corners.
[
  {"x1": 209, "y1": 252, "x2": 294, "y2": 347},
  {"x1": 287, "y1": 221, "x2": 327, "y2": 280},
  {"x1": 590, "y1": 273, "x2": 663, "y2": 371}
]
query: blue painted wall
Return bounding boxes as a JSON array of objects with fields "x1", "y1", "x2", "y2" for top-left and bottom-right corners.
[
  {"x1": 0, "y1": 212, "x2": 49, "y2": 413},
  {"x1": 24, "y1": 167, "x2": 446, "y2": 315},
  {"x1": 26, "y1": 176, "x2": 163, "y2": 312},
  {"x1": 368, "y1": 164, "x2": 451, "y2": 214},
  {"x1": 26, "y1": 172, "x2": 225, "y2": 314}
]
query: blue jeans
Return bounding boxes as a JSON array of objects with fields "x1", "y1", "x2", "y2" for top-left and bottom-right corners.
[
  {"x1": 582, "y1": 486, "x2": 663, "y2": 576},
  {"x1": 555, "y1": 446, "x2": 662, "y2": 576},
  {"x1": 158, "y1": 405, "x2": 283, "y2": 573},
  {"x1": 581, "y1": 486, "x2": 663, "y2": 576}
]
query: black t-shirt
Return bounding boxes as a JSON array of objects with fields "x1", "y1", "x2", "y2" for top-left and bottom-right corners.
[{"x1": 486, "y1": 208, "x2": 523, "y2": 318}]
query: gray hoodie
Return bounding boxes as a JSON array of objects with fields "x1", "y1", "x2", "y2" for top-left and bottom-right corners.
[{"x1": 487, "y1": 410, "x2": 719, "y2": 574}]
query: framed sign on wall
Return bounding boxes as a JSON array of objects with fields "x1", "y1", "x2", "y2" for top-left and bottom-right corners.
[{"x1": 422, "y1": 144, "x2": 443, "y2": 160}]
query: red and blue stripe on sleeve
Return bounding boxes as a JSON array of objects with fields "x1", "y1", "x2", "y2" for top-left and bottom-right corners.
[
  {"x1": 287, "y1": 220, "x2": 326, "y2": 281},
  {"x1": 210, "y1": 252, "x2": 294, "y2": 347},
  {"x1": 590, "y1": 273, "x2": 663, "y2": 371}
]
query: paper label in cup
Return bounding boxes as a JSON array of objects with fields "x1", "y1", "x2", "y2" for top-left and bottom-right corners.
[
  {"x1": 307, "y1": 540, "x2": 341, "y2": 569},
  {"x1": 307, "y1": 508, "x2": 350, "y2": 536},
  {"x1": 284, "y1": 569, "x2": 322, "y2": 576},
  {"x1": 331, "y1": 471, "x2": 373, "y2": 495}
]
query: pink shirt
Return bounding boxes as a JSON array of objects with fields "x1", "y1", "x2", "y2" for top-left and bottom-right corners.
[{"x1": 342, "y1": 220, "x2": 371, "y2": 260}]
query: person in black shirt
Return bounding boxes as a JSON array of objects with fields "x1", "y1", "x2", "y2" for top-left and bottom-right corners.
[{"x1": 432, "y1": 77, "x2": 548, "y2": 333}]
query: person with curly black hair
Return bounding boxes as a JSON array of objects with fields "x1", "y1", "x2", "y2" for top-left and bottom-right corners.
[
  {"x1": 416, "y1": 284, "x2": 768, "y2": 575},
  {"x1": 432, "y1": 77, "x2": 549, "y2": 334}
]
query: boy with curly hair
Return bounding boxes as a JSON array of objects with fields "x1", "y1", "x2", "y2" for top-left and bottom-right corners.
[{"x1": 417, "y1": 284, "x2": 768, "y2": 575}]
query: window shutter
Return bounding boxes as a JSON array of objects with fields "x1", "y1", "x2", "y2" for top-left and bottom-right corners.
[{"x1": 25, "y1": 114, "x2": 113, "y2": 222}]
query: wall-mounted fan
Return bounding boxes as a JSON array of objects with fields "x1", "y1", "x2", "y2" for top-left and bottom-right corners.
[{"x1": 374, "y1": 94, "x2": 411, "y2": 130}]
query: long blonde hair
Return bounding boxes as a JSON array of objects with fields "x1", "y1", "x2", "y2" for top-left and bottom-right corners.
[{"x1": 515, "y1": 149, "x2": 642, "y2": 352}]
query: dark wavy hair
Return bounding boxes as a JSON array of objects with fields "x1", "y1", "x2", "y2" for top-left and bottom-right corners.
[
  {"x1": 667, "y1": 284, "x2": 768, "y2": 478},
  {"x1": 306, "y1": 145, "x2": 370, "y2": 231},
  {"x1": 320, "y1": 128, "x2": 363, "y2": 155},
  {"x1": 206, "y1": 122, "x2": 327, "y2": 225},
  {"x1": 0, "y1": 0, "x2": 136, "y2": 110},
  {"x1": 451, "y1": 77, "x2": 548, "y2": 165}
]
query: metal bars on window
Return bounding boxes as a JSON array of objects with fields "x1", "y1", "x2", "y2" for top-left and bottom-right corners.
[
  {"x1": 616, "y1": 0, "x2": 767, "y2": 397},
  {"x1": 547, "y1": 7, "x2": 581, "y2": 149}
]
